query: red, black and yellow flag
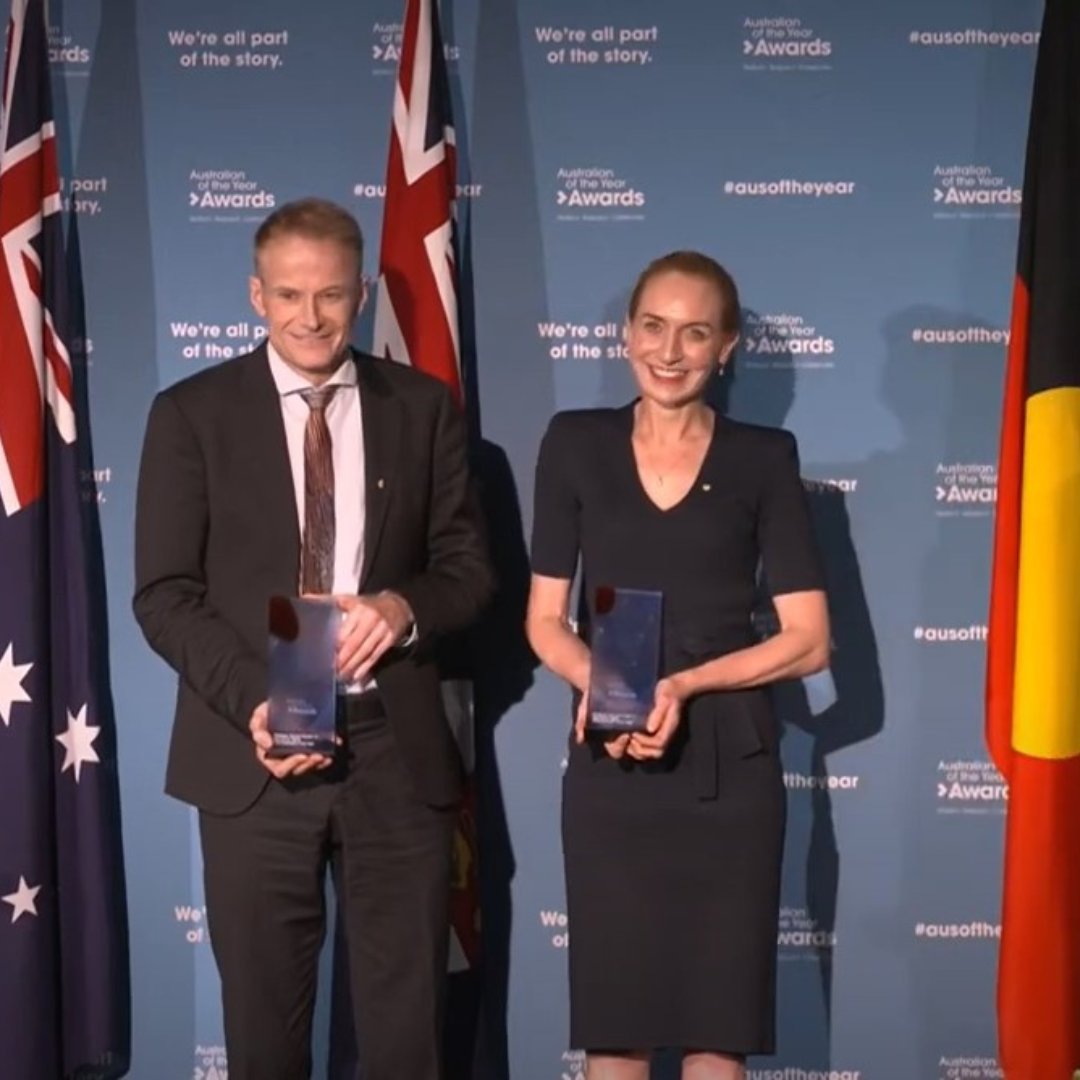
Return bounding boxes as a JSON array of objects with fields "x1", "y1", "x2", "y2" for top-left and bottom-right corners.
[{"x1": 986, "y1": 1, "x2": 1080, "y2": 1076}]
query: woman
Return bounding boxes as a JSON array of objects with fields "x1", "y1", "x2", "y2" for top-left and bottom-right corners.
[{"x1": 526, "y1": 251, "x2": 830, "y2": 1080}]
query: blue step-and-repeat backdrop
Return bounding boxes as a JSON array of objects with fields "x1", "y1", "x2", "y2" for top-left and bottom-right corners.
[{"x1": 47, "y1": 0, "x2": 1041, "y2": 1077}]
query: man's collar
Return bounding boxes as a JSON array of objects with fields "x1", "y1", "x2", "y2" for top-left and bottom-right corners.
[{"x1": 266, "y1": 342, "x2": 358, "y2": 396}]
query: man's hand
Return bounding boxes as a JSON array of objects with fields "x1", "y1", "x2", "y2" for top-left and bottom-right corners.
[
  {"x1": 334, "y1": 591, "x2": 414, "y2": 682},
  {"x1": 249, "y1": 701, "x2": 335, "y2": 778}
]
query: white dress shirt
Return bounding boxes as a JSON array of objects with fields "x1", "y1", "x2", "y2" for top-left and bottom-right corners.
[{"x1": 267, "y1": 344, "x2": 371, "y2": 693}]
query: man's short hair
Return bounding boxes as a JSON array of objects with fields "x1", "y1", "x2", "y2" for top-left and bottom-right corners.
[{"x1": 253, "y1": 198, "x2": 364, "y2": 271}]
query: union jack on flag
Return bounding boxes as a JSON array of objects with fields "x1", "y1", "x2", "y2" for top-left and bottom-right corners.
[
  {"x1": 0, "y1": 0, "x2": 129, "y2": 1075},
  {"x1": 373, "y1": 0, "x2": 461, "y2": 399},
  {"x1": 0, "y1": 0, "x2": 75, "y2": 517}
]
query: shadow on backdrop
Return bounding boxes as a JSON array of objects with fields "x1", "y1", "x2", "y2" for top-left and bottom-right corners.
[
  {"x1": 459, "y1": 0, "x2": 555, "y2": 1073},
  {"x1": 883, "y1": 306, "x2": 1004, "y2": 1071}
]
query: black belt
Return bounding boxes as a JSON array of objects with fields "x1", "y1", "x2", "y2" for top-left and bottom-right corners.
[{"x1": 342, "y1": 689, "x2": 386, "y2": 726}]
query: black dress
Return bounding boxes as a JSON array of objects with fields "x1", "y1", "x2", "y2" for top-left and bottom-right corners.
[{"x1": 530, "y1": 404, "x2": 824, "y2": 1053}]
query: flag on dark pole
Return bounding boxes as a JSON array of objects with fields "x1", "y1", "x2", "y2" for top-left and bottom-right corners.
[
  {"x1": 329, "y1": 4, "x2": 479, "y2": 1075},
  {"x1": 0, "y1": 0, "x2": 130, "y2": 1075},
  {"x1": 986, "y1": 1, "x2": 1080, "y2": 1075},
  {"x1": 372, "y1": 0, "x2": 480, "y2": 976}
]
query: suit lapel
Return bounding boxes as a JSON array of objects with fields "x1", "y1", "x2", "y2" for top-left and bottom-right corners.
[
  {"x1": 240, "y1": 348, "x2": 301, "y2": 592},
  {"x1": 356, "y1": 355, "x2": 401, "y2": 590}
]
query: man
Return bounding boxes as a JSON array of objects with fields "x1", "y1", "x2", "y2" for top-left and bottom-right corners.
[{"x1": 133, "y1": 198, "x2": 494, "y2": 1079}]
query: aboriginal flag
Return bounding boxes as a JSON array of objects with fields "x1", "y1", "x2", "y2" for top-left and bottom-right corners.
[{"x1": 985, "y1": 1, "x2": 1080, "y2": 1076}]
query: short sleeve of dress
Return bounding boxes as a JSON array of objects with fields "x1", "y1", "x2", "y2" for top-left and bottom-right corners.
[
  {"x1": 530, "y1": 414, "x2": 581, "y2": 579},
  {"x1": 757, "y1": 431, "x2": 825, "y2": 596}
]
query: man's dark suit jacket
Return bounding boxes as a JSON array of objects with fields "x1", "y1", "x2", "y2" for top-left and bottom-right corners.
[{"x1": 133, "y1": 346, "x2": 495, "y2": 816}]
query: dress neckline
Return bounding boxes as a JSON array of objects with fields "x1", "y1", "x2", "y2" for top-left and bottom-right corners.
[{"x1": 621, "y1": 400, "x2": 721, "y2": 515}]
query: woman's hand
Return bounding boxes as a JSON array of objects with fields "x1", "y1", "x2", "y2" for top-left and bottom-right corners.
[
  {"x1": 627, "y1": 677, "x2": 685, "y2": 760},
  {"x1": 575, "y1": 689, "x2": 632, "y2": 759}
]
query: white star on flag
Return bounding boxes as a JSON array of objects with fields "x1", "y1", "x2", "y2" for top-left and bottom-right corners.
[
  {"x1": 55, "y1": 703, "x2": 100, "y2": 782},
  {"x1": 2, "y1": 876, "x2": 41, "y2": 923},
  {"x1": 0, "y1": 642, "x2": 33, "y2": 726}
]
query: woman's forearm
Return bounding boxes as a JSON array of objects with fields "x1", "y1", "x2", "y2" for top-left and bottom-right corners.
[
  {"x1": 526, "y1": 615, "x2": 592, "y2": 693},
  {"x1": 673, "y1": 627, "x2": 829, "y2": 698}
]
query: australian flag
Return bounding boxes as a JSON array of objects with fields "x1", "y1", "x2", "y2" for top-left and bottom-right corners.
[{"x1": 0, "y1": 1, "x2": 129, "y2": 1076}]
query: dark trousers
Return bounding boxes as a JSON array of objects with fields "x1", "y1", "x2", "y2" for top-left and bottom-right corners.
[{"x1": 199, "y1": 694, "x2": 456, "y2": 1080}]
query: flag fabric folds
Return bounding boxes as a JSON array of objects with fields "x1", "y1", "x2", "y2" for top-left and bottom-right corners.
[
  {"x1": 371, "y1": 0, "x2": 480, "y2": 974},
  {"x1": 986, "y1": 0, "x2": 1080, "y2": 1075},
  {"x1": 0, "y1": 0, "x2": 129, "y2": 1075}
]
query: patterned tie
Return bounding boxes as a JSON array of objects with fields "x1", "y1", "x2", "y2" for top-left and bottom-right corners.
[{"x1": 299, "y1": 385, "x2": 338, "y2": 594}]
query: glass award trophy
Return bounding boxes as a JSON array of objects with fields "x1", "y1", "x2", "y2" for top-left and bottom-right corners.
[
  {"x1": 267, "y1": 595, "x2": 339, "y2": 756},
  {"x1": 587, "y1": 585, "x2": 663, "y2": 732}
]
